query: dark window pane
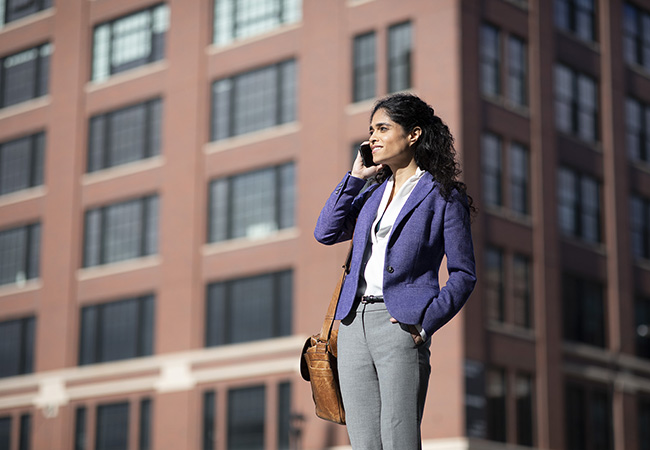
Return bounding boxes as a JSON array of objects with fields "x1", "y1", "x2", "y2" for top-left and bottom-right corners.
[
  {"x1": 485, "y1": 247, "x2": 504, "y2": 323},
  {"x1": 1, "y1": 43, "x2": 51, "y2": 108},
  {"x1": 507, "y1": 36, "x2": 527, "y2": 106},
  {"x1": 203, "y1": 391, "x2": 216, "y2": 450},
  {"x1": 0, "y1": 316, "x2": 35, "y2": 378},
  {"x1": 92, "y1": 5, "x2": 169, "y2": 81},
  {"x1": 387, "y1": 22, "x2": 411, "y2": 93},
  {"x1": 640, "y1": 398, "x2": 650, "y2": 450},
  {"x1": 555, "y1": 0, "x2": 595, "y2": 42},
  {"x1": 554, "y1": 64, "x2": 598, "y2": 142},
  {"x1": 352, "y1": 32, "x2": 376, "y2": 102},
  {"x1": 0, "y1": 132, "x2": 46, "y2": 195},
  {"x1": 480, "y1": 24, "x2": 500, "y2": 97},
  {"x1": 515, "y1": 374, "x2": 534, "y2": 446},
  {"x1": 636, "y1": 295, "x2": 650, "y2": 359},
  {"x1": 18, "y1": 413, "x2": 30, "y2": 450},
  {"x1": 211, "y1": 60, "x2": 297, "y2": 141},
  {"x1": 509, "y1": 142, "x2": 529, "y2": 215},
  {"x1": 87, "y1": 99, "x2": 162, "y2": 173},
  {"x1": 206, "y1": 271, "x2": 293, "y2": 347},
  {"x1": 139, "y1": 398, "x2": 151, "y2": 450},
  {"x1": 278, "y1": 382, "x2": 291, "y2": 450},
  {"x1": 513, "y1": 254, "x2": 532, "y2": 329},
  {"x1": 4, "y1": 0, "x2": 53, "y2": 24},
  {"x1": 562, "y1": 275, "x2": 605, "y2": 347},
  {"x1": 486, "y1": 368, "x2": 506, "y2": 442},
  {"x1": 208, "y1": 164, "x2": 295, "y2": 243},
  {"x1": 481, "y1": 133, "x2": 502, "y2": 207},
  {"x1": 0, "y1": 222, "x2": 39, "y2": 285},
  {"x1": 557, "y1": 167, "x2": 601, "y2": 243},
  {"x1": 79, "y1": 295, "x2": 154, "y2": 365},
  {"x1": 96, "y1": 403, "x2": 129, "y2": 450},
  {"x1": 83, "y1": 196, "x2": 159, "y2": 267},
  {"x1": 75, "y1": 407, "x2": 87, "y2": 450},
  {"x1": 228, "y1": 386, "x2": 265, "y2": 450},
  {"x1": 0, "y1": 416, "x2": 10, "y2": 450}
]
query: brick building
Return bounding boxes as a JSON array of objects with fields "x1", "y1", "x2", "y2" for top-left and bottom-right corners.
[{"x1": 1, "y1": 0, "x2": 650, "y2": 449}]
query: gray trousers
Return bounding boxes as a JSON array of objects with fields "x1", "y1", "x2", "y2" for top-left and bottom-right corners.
[{"x1": 338, "y1": 300, "x2": 431, "y2": 450}]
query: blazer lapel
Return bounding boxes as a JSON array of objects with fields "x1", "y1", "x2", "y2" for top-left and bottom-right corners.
[
  {"x1": 389, "y1": 172, "x2": 436, "y2": 242},
  {"x1": 356, "y1": 181, "x2": 386, "y2": 245}
]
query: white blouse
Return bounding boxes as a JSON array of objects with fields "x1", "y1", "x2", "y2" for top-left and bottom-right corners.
[{"x1": 358, "y1": 167, "x2": 426, "y2": 298}]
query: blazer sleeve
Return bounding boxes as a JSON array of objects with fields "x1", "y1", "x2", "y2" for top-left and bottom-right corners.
[
  {"x1": 421, "y1": 191, "x2": 477, "y2": 337},
  {"x1": 314, "y1": 172, "x2": 370, "y2": 245}
]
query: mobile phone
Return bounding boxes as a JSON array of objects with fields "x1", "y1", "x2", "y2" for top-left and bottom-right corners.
[{"x1": 359, "y1": 143, "x2": 376, "y2": 167}]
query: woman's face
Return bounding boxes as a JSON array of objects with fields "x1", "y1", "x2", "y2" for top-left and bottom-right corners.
[{"x1": 368, "y1": 108, "x2": 416, "y2": 169}]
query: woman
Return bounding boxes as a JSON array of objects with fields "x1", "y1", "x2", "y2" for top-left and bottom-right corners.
[{"x1": 314, "y1": 93, "x2": 476, "y2": 450}]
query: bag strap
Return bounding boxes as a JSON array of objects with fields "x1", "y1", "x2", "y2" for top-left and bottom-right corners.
[{"x1": 318, "y1": 240, "x2": 353, "y2": 342}]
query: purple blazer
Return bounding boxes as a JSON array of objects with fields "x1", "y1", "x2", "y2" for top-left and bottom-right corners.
[{"x1": 314, "y1": 171, "x2": 476, "y2": 337}]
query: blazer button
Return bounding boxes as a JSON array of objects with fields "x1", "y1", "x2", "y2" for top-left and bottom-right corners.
[{"x1": 386, "y1": 266, "x2": 394, "y2": 273}]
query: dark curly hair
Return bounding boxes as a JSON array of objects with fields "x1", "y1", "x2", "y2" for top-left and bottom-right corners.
[{"x1": 371, "y1": 93, "x2": 475, "y2": 213}]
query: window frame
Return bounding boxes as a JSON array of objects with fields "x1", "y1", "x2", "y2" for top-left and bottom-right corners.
[
  {"x1": 205, "y1": 270, "x2": 293, "y2": 347},
  {"x1": 0, "y1": 42, "x2": 51, "y2": 108},
  {"x1": 91, "y1": 3, "x2": 169, "y2": 82}
]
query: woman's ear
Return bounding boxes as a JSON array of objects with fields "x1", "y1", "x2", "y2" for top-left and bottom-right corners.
[{"x1": 409, "y1": 127, "x2": 422, "y2": 146}]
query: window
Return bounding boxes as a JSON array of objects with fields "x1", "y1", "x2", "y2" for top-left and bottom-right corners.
[
  {"x1": 481, "y1": 132, "x2": 530, "y2": 215},
  {"x1": 486, "y1": 368, "x2": 506, "y2": 442},
  {"x1": 555, "y1": 0, "x2": 596, "y2": 42},
  {"x1": 485, "y1": 247, "x2": 533, "y2": 329},
  {"x1": 513, "y1": 254, "x2": 532, "y2": 329},
  {"x1": 554, "y1": 64, "x2": 598, "y2": 142},
  {"x1": 515, "y1": 374, "x2": 534, "y2": 446},
  {"x1": 88, "y1": 99, "x2": 162, "y2": 172},
  {"x1": 0, "y1": 132, "x2": 45, "y2": 196},
  {"x1": 228, "y1": 386, "x2": 265, "y2": 449},
  {"x1": 352, "y1": 32, "x2": 376, "y2": 102},
  {"x1": 0, "y1": 0, "x2": 52, "y2": 26},
  {"x1": 485, "y1": 367, "x2": 535, "y2": 446},
  {"x1": 0, "y1": 223, "x2": 40, "y2": 286},
  {"x1": 0, "y1": 316, "x2": 35, "y2": 378},
  {"x1": 636, "y1": 295, "x2": 650, "y2": 359},
  {"x1": 208, "y1": 163, "x2": 294, "y2": 242},
  {"x1": 83, "y1": 195, "x2": 159, "y2": 267},
  {"x1": 202, "y1": 391, "x2": 216, "y2": 450},
  {"x1": 557, "y1": 167, "x2": 601, "y2": 243},
  {"x1": 211, "y1": 60, "x2": 297, "y2": 141},
  {"x1": 0, "y1": 413, "x2": 31, "y2": 450},
  {"x1": 480, "y1": 24, "x2": 501, "y2": 98},
  {"x1": 206, "y1": 270, "x2": 292, "y2": 346},
  {"x1": 96, "y1": 402, "x2": 129, "y2": 450},
  {"x1": 509, "y1": 142, "x2": 529, "y2": 215},
  {"x1": 480, "y1": 24, "x2": 528, "y2": 108},
  {"x1": 278, "y1": 382, "x2": 291, "y2": 450},
  {"x1": 387, "y1": 22, "x2": 412, "y2": 93},
  {"x1": 75, "y1": 399, "x2": 151, "y2": 450},
  {"x1": 203, "y1": 382, "x2": 292, "y2": 450},
  {"x1": 563, "y1": 274, "x2": 605, "y2": 347},
  {"x1": 624, "y1": 3, "x2": 650, "y2": 71},
  {"x1": 482, "y1": 133, "x2": 502, "y2": 207},
  {"x1": 213, "y1": 0, "x2": 302, "y2": 46},
  {"x1": 91, "y1": 4, "x2": 169, "y2": 82},
  {"x1": 507, "y1": 36, "x2": 527, "y2": 107},
  {"x1": 565, "y1": 383, "x2": 612, "y2": 450},
  {"x1": 640, "y1": 397, "x2": 650, "y2": 450},
  {"x1": 626, "y1": 97, "x2": 650, "y2": 164},
  {"x1": 631, "y1": 194, "x2": 650, "y2": 260},
  {"x1": 485, "y1": 246, "x2": 504, "y2": 323},
  {"x1": 0, "y1": 43, "x2": 51, "y2": 108},
  {"x1": 79, "y1": 295, "x2": 154, "y2": 365}
]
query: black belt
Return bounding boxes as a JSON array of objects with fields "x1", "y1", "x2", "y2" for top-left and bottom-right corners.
[{"x1": 360, "y1": 295, "x2": 384, "y2": 304}]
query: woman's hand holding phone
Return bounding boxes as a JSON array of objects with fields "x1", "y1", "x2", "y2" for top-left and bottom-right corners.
[{"x1": 351, "y1": 141, "x2": 382, "y2": 180}]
